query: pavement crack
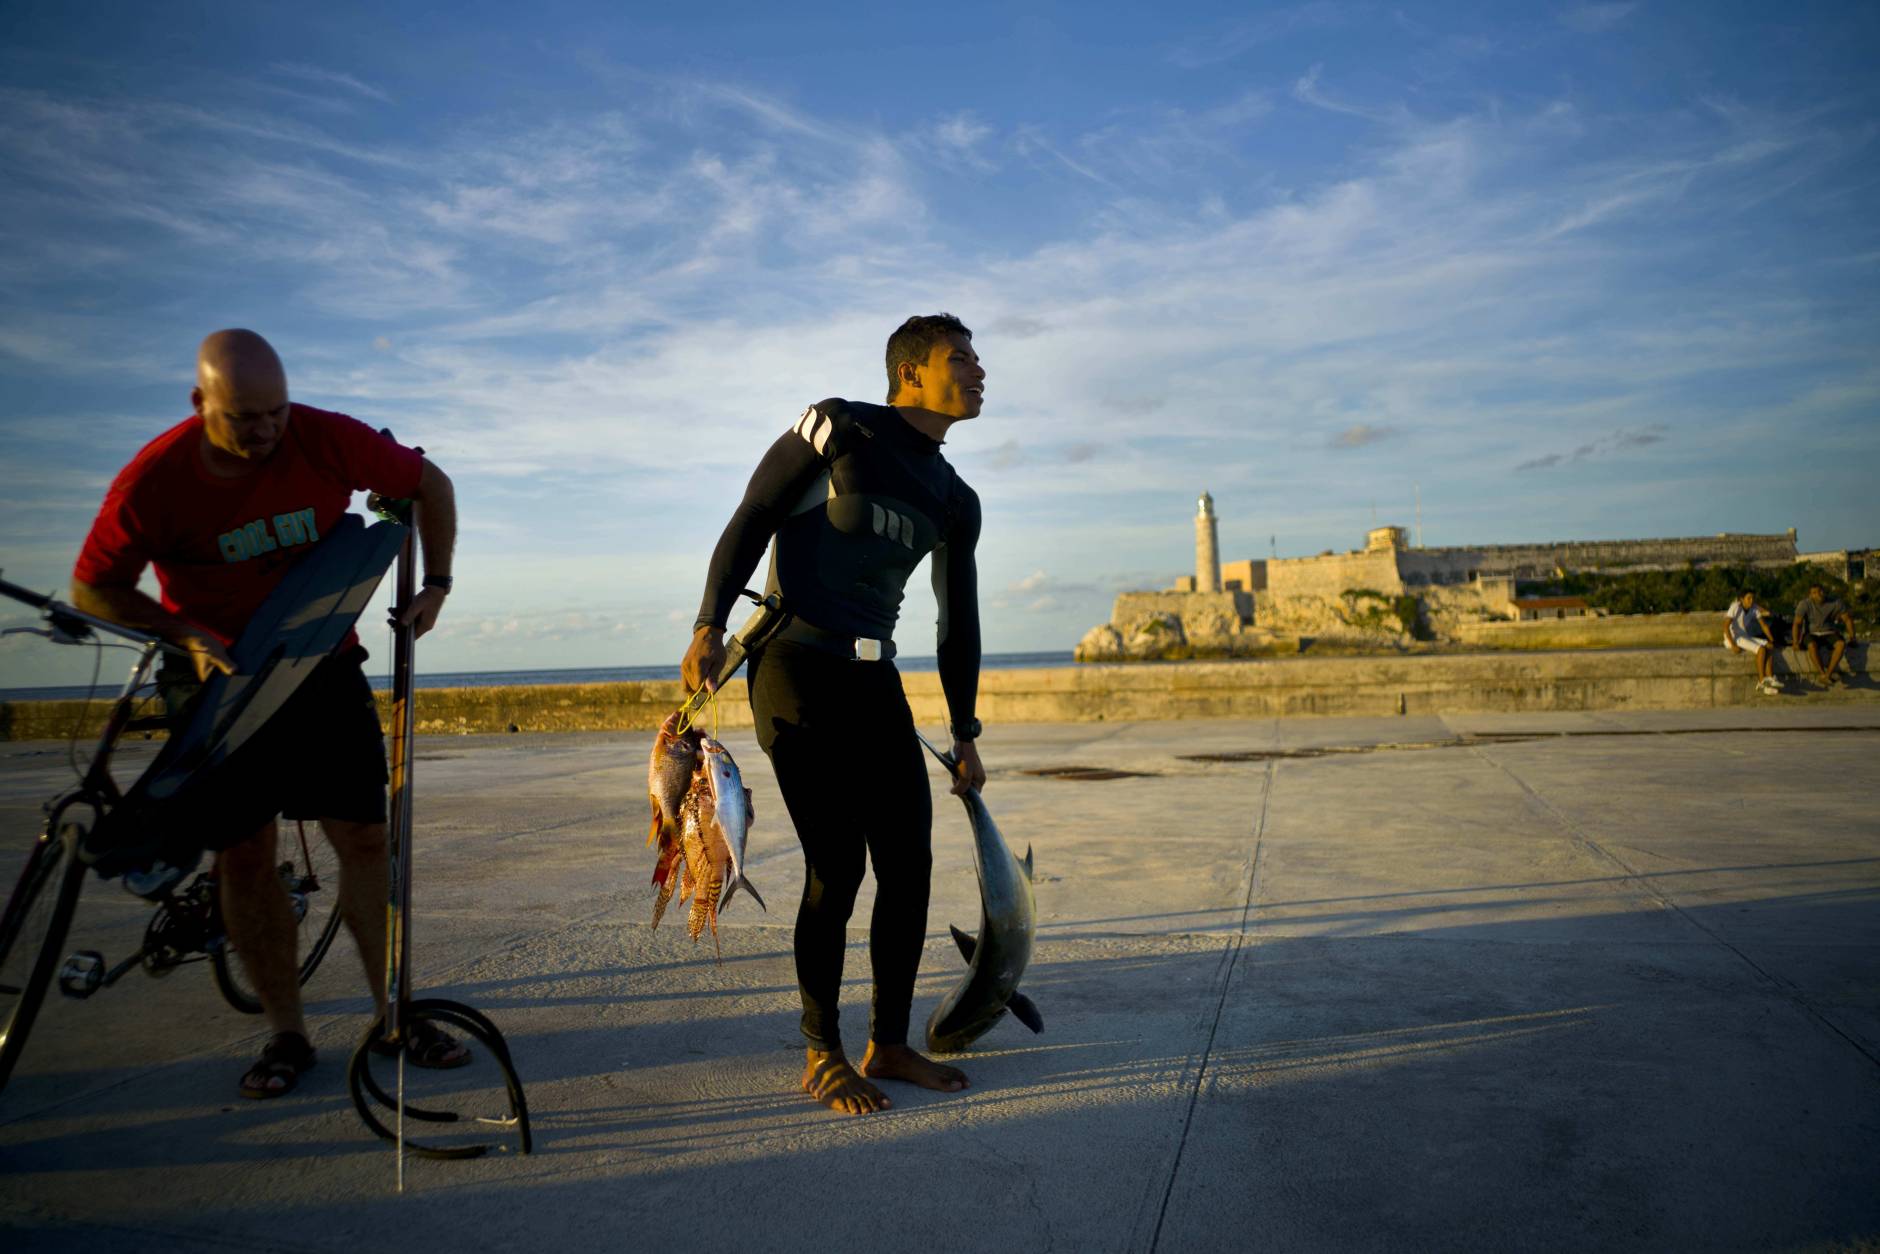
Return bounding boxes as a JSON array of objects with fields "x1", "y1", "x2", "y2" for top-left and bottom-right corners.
[
  {"x1": 1138, "y1": 757, "x2": 1274, "y2": 1254},
  {"x1": 1470, "y1": 744, "x2": 1880, "y2": 1073}
]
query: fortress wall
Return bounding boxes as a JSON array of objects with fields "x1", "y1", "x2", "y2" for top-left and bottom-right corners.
[
  {"x1": 1264, "y1": 549, "x2": 1403, "y2": 600},
  {"x1": 1397, "y1": 533, "x2": 1798, "y2": 582},
  {"x1": 1258, "y1": 550, "x2": 1407, "y2": 638}
]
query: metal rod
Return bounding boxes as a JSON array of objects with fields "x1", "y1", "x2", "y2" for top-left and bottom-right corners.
[{"x1": 385, "y1": 500, "x2": 419, "y2": 1189}]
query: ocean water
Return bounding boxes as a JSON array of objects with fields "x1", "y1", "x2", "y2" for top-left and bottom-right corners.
[{"x1": 1, "y1": 650, "x2": 1076, "y2": 703}]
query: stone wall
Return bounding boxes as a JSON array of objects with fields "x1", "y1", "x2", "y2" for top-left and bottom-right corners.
[
  {"x1": 7, "y1": 644, "x2": 1871, "y2": 740},
  {"x1": 1796, "y1": 549, "x2": 1879, "y2": 581},
  {"x1": 1452, "y1": 611, "x2": 1722, "y2": 650},
  {"x1": 1394, "y1": 532, "x2": 1797, "y2": 584},
  {"x1": 1257, "y1": 550, "x2": 1407, "y2": 640},
  {"x1": 1243, "y1": 532, "x2": 1799, "y2": 640}
]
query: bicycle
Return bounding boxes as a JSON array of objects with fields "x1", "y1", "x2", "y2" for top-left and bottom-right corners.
[{"x1": 0, "y1": 575, "x2": 342, "y2": 1091}]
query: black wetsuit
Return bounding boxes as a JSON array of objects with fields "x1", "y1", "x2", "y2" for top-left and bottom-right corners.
[{"x1": 696, "y1": 399, "x2": 981, "y2": 1050}]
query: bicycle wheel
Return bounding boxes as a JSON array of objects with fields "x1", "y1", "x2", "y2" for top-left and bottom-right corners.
[
  {"x1": 0, "y1": 824, "x2": 87, "y2": 1092},
  {"x1": 210, "y1": 821, "x2": 346, "y2": 1015}
]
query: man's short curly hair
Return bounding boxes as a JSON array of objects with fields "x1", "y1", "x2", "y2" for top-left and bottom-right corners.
[{"x1": 886, "y1": 313, "x2": 972, "y2": 402}]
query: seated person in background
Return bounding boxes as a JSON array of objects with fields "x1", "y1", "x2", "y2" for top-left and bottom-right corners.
[
  {"x1": 1791, "y1": 584, "x2": 1858, "y2": 687},
  {"x1": 1724, "y1": 591, "x2": 1782, "y2": 695}
]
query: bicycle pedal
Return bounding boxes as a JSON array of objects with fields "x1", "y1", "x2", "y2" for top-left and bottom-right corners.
[
  {"x1": 59, "y1": 951, "x2": 106, "y2": 999},
  {"x1": 122, "y1": 860, "x2": 187, "y2": 902}
]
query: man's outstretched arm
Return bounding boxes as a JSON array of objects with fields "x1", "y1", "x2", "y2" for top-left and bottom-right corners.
[
  {"x1": 933, "y1": 487, "x2": 984, "y2": 794},
  {"x1": 682, "y1": 424, "x2": 830, "y2": 691},
  {"x1": 72, "y1": 579, "x2": 234, "y2": 681},
  {"x1": 396, "y1": 458, "x2": 456, "y2": 639}
]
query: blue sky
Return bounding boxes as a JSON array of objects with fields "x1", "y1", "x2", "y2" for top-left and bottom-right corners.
[{"x1": 2, "y1": 1, "x2": 1876, "y2": 685}]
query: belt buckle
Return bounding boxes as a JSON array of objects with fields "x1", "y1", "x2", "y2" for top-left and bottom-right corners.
[{"x1": 855, "y1": 637, "x2": 883, "y2": 662}]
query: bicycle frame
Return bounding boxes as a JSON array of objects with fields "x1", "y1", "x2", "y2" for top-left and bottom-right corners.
[
  {"x1": 0, "y1": 576, "x2": 187, "y2": 813},
  {"x1": 1, "y1": 580, "x2": 339, "y2": 1008}
]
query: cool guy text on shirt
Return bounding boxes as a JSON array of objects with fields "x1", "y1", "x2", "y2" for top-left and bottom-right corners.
[{"x1": 217, "y1": 508, "x2": 319, "y2": 563}]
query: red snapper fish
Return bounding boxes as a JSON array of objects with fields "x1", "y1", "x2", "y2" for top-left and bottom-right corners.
[
  {"x1": 648, "y1": 710, "x2": 701, "y2": 850},
  {"x1": 647, "y1": 711, "x2": 700, "y2": 925}
]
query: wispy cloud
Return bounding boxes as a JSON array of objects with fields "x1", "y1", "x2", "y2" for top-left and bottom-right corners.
[
  {"x1": 1515, "y1": 425, "x2": 1668, "y2": 472},
  {"x1": 1167, "y1": 2, "x2": 1361, "y2": 69},
  {"x1": 271, "y1": 62, "x2": 394, "y2": 105},
  {"x1": 1558, "y1": 4, "x2": 1637, "y2": 35}
]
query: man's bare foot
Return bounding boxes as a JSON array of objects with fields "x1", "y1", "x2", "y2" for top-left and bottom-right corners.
[
  {"x1": 802, "y1": 1048, "x2": 891, "y2": 1115},
  {"x1": 859, "y1": 1041, "x2": 969, "y2": 1093}
]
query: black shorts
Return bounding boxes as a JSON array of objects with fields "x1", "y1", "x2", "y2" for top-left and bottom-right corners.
[
  {"x1": 159, "y1": 646, "x2": 389, "y2": 848},
  {"x1": 1803, "y1": 632, "x2": 1846, "y2": 648}
]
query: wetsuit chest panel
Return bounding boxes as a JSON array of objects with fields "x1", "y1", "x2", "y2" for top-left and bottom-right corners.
[{"x1": 770, "y1": 410, "x2": 957, "y2": 639}]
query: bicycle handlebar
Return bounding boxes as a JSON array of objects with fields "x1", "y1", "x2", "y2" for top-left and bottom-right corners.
[
  {"x1": 0, "y1": 575, "x2": 54, "y2": 611},
  {"x1": 0, "y1": 570, "x2": 188, "y2": 655}
]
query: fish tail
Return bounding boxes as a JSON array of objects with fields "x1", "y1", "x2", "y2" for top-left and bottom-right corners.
[{"x1": 731, "y1": 872, "x2": 767, "y2": 913}]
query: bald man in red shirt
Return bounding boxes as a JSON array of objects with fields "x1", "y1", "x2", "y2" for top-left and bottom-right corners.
[{"x1": 74, "y1": 329, "x2": 464, "y2": 1098}]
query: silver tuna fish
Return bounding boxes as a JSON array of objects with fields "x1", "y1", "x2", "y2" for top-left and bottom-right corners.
[
  {"x1": 917, "y1": 733, "x2": 1043, "y2": 1053},
  {"x1": 696, "y1": 734, "x2": 765, "y2": 915}
]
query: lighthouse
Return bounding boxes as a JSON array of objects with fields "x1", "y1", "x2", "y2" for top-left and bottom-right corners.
[{"x1": 1196, "y1": 491, "x2": 1221, "y2": 593}]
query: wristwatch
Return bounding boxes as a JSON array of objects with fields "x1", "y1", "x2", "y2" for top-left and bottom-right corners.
[
  {"x1": 422, "y1": 574, "x2": 455, "y2": 592},
  {"x1": 950, "y1": 717, "x2": 982, "y2": 743}
]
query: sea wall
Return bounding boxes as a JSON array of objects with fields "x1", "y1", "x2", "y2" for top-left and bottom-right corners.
[{"x1": 5, "y1": 643, "x2": 1870, "y2": 741}]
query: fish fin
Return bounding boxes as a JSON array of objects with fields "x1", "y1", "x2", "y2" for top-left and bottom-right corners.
[
  {"x1": 950, "y1": 924, "x2": 977, "y2": 962},
  {"x1": 913, "y1": 730, "x2": 957, "y2": 772},
  {"x1": 1008, "y1": 991, "x2": 1044, "y2": 1034},
  {"x1": 719, "y1": 878, "x2": 738, "y2": 915},
  {"x1": 735, "y1": 873, "x2": 767, "y2": 913},
  {"x1": 647, "y1": 811, "x2": 660, "y2": 847},
  {"x1": 1023, "y1": 845, "x2": 1035, "y2": 880}
]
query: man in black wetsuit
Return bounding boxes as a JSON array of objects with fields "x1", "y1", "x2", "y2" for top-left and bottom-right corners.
[{"x1": 681, "y1": 313, "x2": 986, "y2": 1115}]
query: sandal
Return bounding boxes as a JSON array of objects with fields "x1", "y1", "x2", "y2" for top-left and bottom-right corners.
[
  {"x1": 369, "y1": 1019, "x2": 472, "y2": 1070},
  {"x1": 240, "y1": 1031, "x2": 317, "y2": 1100}
]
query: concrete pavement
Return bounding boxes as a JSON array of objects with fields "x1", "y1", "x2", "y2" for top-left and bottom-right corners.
[{"x1": 0, "y1": 706, "x2": 1876, "y2": 1251}]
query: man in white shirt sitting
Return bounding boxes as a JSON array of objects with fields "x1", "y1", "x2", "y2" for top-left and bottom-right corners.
[{"x1": 1725, "y1": 591, "x2": 1781, "y2": 695}]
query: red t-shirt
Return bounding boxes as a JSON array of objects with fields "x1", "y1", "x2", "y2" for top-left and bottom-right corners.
[{"x1": 75, "y1": 404, "x2": 424, "y2": 646}]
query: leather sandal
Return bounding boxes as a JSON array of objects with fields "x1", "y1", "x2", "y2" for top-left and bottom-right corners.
[
  {"x1": 369, "y1": 1019, "x2": 472, "y2": 1070},
  {"x1": 240, "y1": 1031, "x2": 316, "y2": 1099}
]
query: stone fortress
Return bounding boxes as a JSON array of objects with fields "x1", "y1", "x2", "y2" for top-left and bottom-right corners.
[{"x1": 1075, "y1": 494, "x2": 1864, "y2": 661}]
